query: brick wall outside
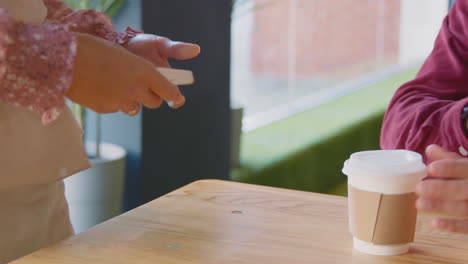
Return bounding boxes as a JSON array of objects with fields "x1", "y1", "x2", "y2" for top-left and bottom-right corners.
[{"x1": 251, "y1": 0, "x2": 401, "y2": 78}]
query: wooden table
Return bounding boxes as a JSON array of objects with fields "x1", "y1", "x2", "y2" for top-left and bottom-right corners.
[{"x1": 13, "y1": 180, "x2": 468, "y2": 264}]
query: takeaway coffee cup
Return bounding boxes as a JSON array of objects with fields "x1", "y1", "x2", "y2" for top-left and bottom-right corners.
[{"x1": 342, "y1": 150, "x2": 426, "y2": 256}]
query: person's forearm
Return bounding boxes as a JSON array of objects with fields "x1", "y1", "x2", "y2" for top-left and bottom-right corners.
[
  {"x1": 380, "y1": 0, "x2": 468, "y2": 159},
  {"x1": 382, "y1": 93, "x2": 468, "y2": 156}
]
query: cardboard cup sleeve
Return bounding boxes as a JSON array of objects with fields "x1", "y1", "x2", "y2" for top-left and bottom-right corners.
[{"x1": 348, "y1": 185, "x2": 418, "y2": 245}]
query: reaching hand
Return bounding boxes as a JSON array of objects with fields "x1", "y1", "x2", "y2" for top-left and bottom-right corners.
[
  {"x1": 416, "y1": 144, "x2": 468, "y2": 233},
  {"x1": 66, "y1": 33, "x2": 186, "y2": 116}
]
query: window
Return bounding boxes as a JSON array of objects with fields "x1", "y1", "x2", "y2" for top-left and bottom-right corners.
[{"x1": 231, "y1": 0, "x2": 449, "y2": 131}]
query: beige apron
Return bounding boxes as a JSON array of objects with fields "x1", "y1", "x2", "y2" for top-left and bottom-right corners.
[
  {"x1": 0, "y1": 1, "x2": 90, "y2": 262},
  {"x1": 0, "y1": 181, "x2": 75, "y2": 263}
]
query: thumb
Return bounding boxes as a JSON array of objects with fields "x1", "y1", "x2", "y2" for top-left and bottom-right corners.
[
  {"x1": 426, "y1": 144, "x2": 461, "y2": 162},
  {"x1": 159, "y1": 38, "x2": 201, "y2": 60}
]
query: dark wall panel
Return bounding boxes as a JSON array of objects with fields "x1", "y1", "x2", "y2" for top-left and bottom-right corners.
[{"x1": 141, "y1": 0, "x2": 232, "y2": 202}]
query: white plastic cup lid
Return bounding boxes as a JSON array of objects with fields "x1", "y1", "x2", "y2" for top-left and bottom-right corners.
[{"x1": 343, "y1": 150, "x2": 426, "y2": 194}]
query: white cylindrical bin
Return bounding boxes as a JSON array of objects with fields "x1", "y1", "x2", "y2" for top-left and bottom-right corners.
[{"x1": 65, "y1": 142, "x2": 126, "y2": 233}]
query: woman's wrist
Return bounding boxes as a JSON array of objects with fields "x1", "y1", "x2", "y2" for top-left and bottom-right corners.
[{"x1": 113, "y1": 27, "x2": 144, "y2": 47}]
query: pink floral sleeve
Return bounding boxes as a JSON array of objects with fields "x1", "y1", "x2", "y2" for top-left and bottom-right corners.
[
  {"x1": 0, "y1": 9, "x2": 76, "y2": 125},
  {"x1": 43, "y1": 0, "x2": 142, "y2": 46},
  {"x1": 0, "y1": 1, "x2": 143, "y2": 125}
]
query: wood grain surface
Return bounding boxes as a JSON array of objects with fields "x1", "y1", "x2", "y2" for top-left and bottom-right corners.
[{"x1": 12, "y1": 180, "x2": 468, "y2": 264}]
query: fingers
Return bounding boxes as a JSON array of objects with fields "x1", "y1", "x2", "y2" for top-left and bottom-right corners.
[
  {"x1": 146, "y1": 66, "x2": 185, "y2": 108},
  {"x1": 416, "y1": 198, "x2": 468, "y2": 217},
  {"x1": 121, "y1": 89, "x2": 163, "y2": 115},
  {"x1": 426, "y1": 144, "x2": 461, "y2": 162},
  {"x1": 120, "y1": 101, "x2": 141, "y2": 116},
  {"x1": 424, "y1": 145, "x2": 467, "y2": 179},
  {"x1": 126, "y1": 56, "x2": 185, "y2": 109},
  {"x1": 157, "y1": 37, "x2": 201, "y2": 60},
  {"x1": 428, "y1": 159, "x2": 468, "y2": 179},
  {"x1": 432, "y1": 218, "x2": 468, "y2": 233},
  {"x1": 416, "y1": 179, "x2": 468, "y2": 200},
  {"x1": 138, "y1": 89, "x2": 163, "y2": 109},
  {"x1": 418, "y1": 145, "x2": 468, "y2": 231}
]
